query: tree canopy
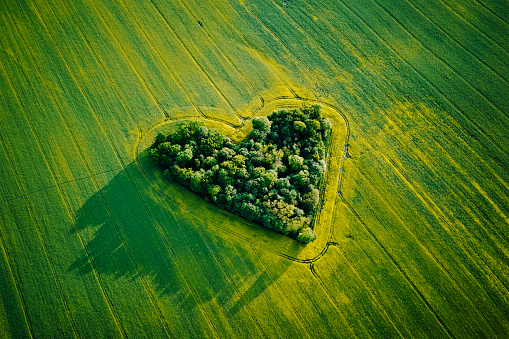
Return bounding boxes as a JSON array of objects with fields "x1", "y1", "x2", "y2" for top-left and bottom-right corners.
[{"x1": 150, "y1": 105, "x2": 332, "y2": 243}]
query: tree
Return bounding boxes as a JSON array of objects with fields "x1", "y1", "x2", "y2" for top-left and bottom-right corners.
[
  {"x1": 288, "y1": 154, "x2": 304, "y2": 171},
  {"x1": 217, "y1": 147, "x2": 236, "y2": 162},
  {"x1": 153, "y1": 132, "x2": 168, "y2": 148},
  {"x1": 176, "y1": 148, "x2": 193, "y2": 166},
  {"x1": 240, "y1": 202, "x2": 262, "y2": 222},
  {"x1": 293, "y1": 120, "x2": 306, "y2": 133},
  {"x1": 300, "y1": 189, "x2": 320, "y2": 213},
  {"x1": 321, "y1": 118, "x2": 332, "y2": 139},
  {"x1": 261, "y1": 170, "x2": 278, "y2": 189},
  {"x1": 252, "y1": 116, "x2": 271, "y2": 132},
  {"x1": 297, "y1": 227, "x2": 317, "y2": 243}
]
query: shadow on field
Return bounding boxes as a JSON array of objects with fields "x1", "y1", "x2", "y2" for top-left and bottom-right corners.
[{"x1": 68, "y1": 161, "x2": 298, "y2": 317}]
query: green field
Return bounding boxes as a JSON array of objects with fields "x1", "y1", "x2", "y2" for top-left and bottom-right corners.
[{"x1": 1, "y1": 0, "x2": 508, "y2": 337}]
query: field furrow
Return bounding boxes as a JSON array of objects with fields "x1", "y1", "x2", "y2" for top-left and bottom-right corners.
[
  {"x1": 254, "y1": 250, "x2": 357, "y2": 338},
  {"x1": 27, "y1": 186, "x2": 125, "y2": 338},
  {"x1": 331, "y1": 202, "x2": 453, "y2": 338},
  {"x1": 0, "y1": 212, "x2": 32, "y2": 339},
  {"x1": 0, "y1": 137, "x2": 22, "y2": 202},
  {"x1": 440, "y1": 0, "x2": 509, "y2": 51},
  {"x1": 282, "y1": 0, "x2": 509, "y2": 235},
  {"x1": 0, "y1": 64, "x2": 54, "y2": 194},
  {"x1": 340, "y1": 161, "x2": 498, "y2": 337},
  {"x1": 80, "y1": 0, "x2": 242, "y2": 126},
  {"x1": 191, "y1": 216, "x2": 317, "y2": 338},
  {"x1": 1, "y1": 0, "x2": 508, "y2": 337},
  {"x1": 0, "y1": 198, "x2": 77, "y2": 338},
  {"x1": 404, "y1": 0, "x2": 509, "y2": 82},
  {"x1": 61, "y1": 175, "x2": 185, "y2": 338},
  {"x1": 337, "y1": 0, "x2": 509, "y2": 150},
  {"x1": 146, "y1": 0, "x2": 263, "y2": 119},
  {"x1": 349, "y1": 146, "x2": 509, "y2": 334},
  {"x1": 476, "y1": 0, "x2": 509, "y2": 24},
  {"x1": 179, "y1": 0, "x2": 294, "y2": 102},
  {"x1": 126, "y1": 165, "x2": 266, "y2": 338}
]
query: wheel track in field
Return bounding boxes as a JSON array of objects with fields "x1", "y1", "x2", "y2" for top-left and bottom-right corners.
[
  {"x1": 437, "y1": 0, "x2": 509, "y2": 54},
  {"x1": 404, "y1": 0, "x2": 509, "y2": 83},
  {"x1": 318, "y1": 242, "x2": 407, "y2": 338},
  {"x1": 307, "y1": 260, "x2": 361, "y2": 338},
  {"x1": 83, "y1": 0, "x2": 316, "y2": 332},
  {"x1": 239, "y1": 0, "x2": 508, "y2": 334},
  {"x1": 5, "y1": 2, "x2": 132, "y2": 336},
  {"x1": 46, "y1": 0, "x2": 248, "y2": 335},
  {"x1": 298, "y1": 0, "x2": 509, "y2": 203},
  {"x1": 129, "y1": 0, "x2": 242, "y2": 125},
  {"x1": 73, "y1": 0, "x2": 170, "y2": 123},
  {"x1": 363, "y1": 0, "x2": 509, "y2": 120},
  {"x1": 258, "y1": 1, "x2": 452, "y2": 335},
  {"x1": 179, "y1": 0, "x2": 303, "y2": 103},
  {"x1": 207, "y1": 0, "x2": 329, "y2": 98},
  {"x1": 23, "y1": 1, "x2": 179, "y2": 336},
  {"x1": 217, "y1": 0, "x2": 445, "y2": 331},
  {"x1": 164, "y1": 0, "x2": 266, "y2": 119},
  {"x1": 111, "y1": 0, "x2": 263, "y2": 129},
  {"x1": 111, "y1": 0, "x2": 237, "y2": 127},
  {"x1": 2, "y1": 168, "x2": 121, "y2": 204},
  {"x1": 473, "y1": 0, "x2": 509, "y2": 27},
  {"x1": 352, "y1": 161, "x2": 503, "y2": 336},
  {"x1": 242, "y1": 0, "x2": 450, "y2": 326},
  {"x1": 0, "y1": 12, "x2": 80, "y2": 338},
  {"x1": 309, "y1": 0, "x2": 509, "y2": 201},
  {"x1": 194, "y1": 0, "x2": 309, "y2": 100},
  {"x1": 337, "y1": 196, "x2": 457, "y2": 338},
  {"x1": 294, "y1": 0, "x2": 509, "y2": 253},
  {"x1": 0, "y1": 134, "x2": 35, "y2": 338},
  {"x1": 319, "y1": 0, "x2": 509, "y2": 269},
  {"x1": 250, "y1": 246, "x2": 312, "y2": 338},
  {"x1": 289, "y1": 0, "x2": 509, "y2": 284},
  {"x1": 276, "y1": 0, "x2": 509, "y2": 330},
  {"x1": 100, "y1": 1, "x2": 288, "y2": 334},
  {"x1": 332, "y1": 0, "x2": 509, "y2": 162},
  {"x1": 186, "y1": 213, "x2": 267, "y2": 338},
  {"x1": 299, "y1": 0, "x2": 509, "y2": 196}
]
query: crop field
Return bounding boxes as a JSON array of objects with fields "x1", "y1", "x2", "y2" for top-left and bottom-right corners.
[{"x1": 0, "y1": 0, "x2": 508, "y2": 338}]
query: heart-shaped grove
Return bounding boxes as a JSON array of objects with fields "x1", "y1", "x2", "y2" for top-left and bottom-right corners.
[
  {"x1": 151, "y1": 105, "x2": 329, "y2": 243},
  {"x1": 136, "y1": 99, "x2": 348, "y2": 256}
]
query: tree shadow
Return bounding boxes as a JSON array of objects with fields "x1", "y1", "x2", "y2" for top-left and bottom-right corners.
[{"x1": 67, "y1": 160, "x2": 300, "y2": 317}]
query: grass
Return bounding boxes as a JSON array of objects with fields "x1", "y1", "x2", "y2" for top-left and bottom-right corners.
[{"x1": 0, "y1": 0, "x2": 508, "y2": 337}]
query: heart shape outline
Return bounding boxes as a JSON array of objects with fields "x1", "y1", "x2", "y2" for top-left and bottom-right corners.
[{"x1": 135, "y1": 98, "x2": 348, "y2": 262}]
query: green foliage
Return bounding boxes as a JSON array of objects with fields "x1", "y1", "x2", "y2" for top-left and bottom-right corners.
[
  {"x1": 150, "y1": 107, "x2": 332, "y2": 243},
  {"x1": 300, "y1": 189, "x2": 320, "y2": 214},
  {"x1": 288, "y1": 154, "x2": 304, "y2": 171},
  {"x1": 252, "y1": 116, "x2": 271, "y2": 132},
  {"x1": 297, "y1": 227, "x2": 317, "y2": 243},
  {"x1": 293, "y1": 120, "x2": 306, "y2": 133}
]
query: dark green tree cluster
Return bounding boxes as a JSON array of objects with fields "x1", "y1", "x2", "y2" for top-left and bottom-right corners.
[{"x1": 149, "y1": 105, "x2": 332, "y2": 243}]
